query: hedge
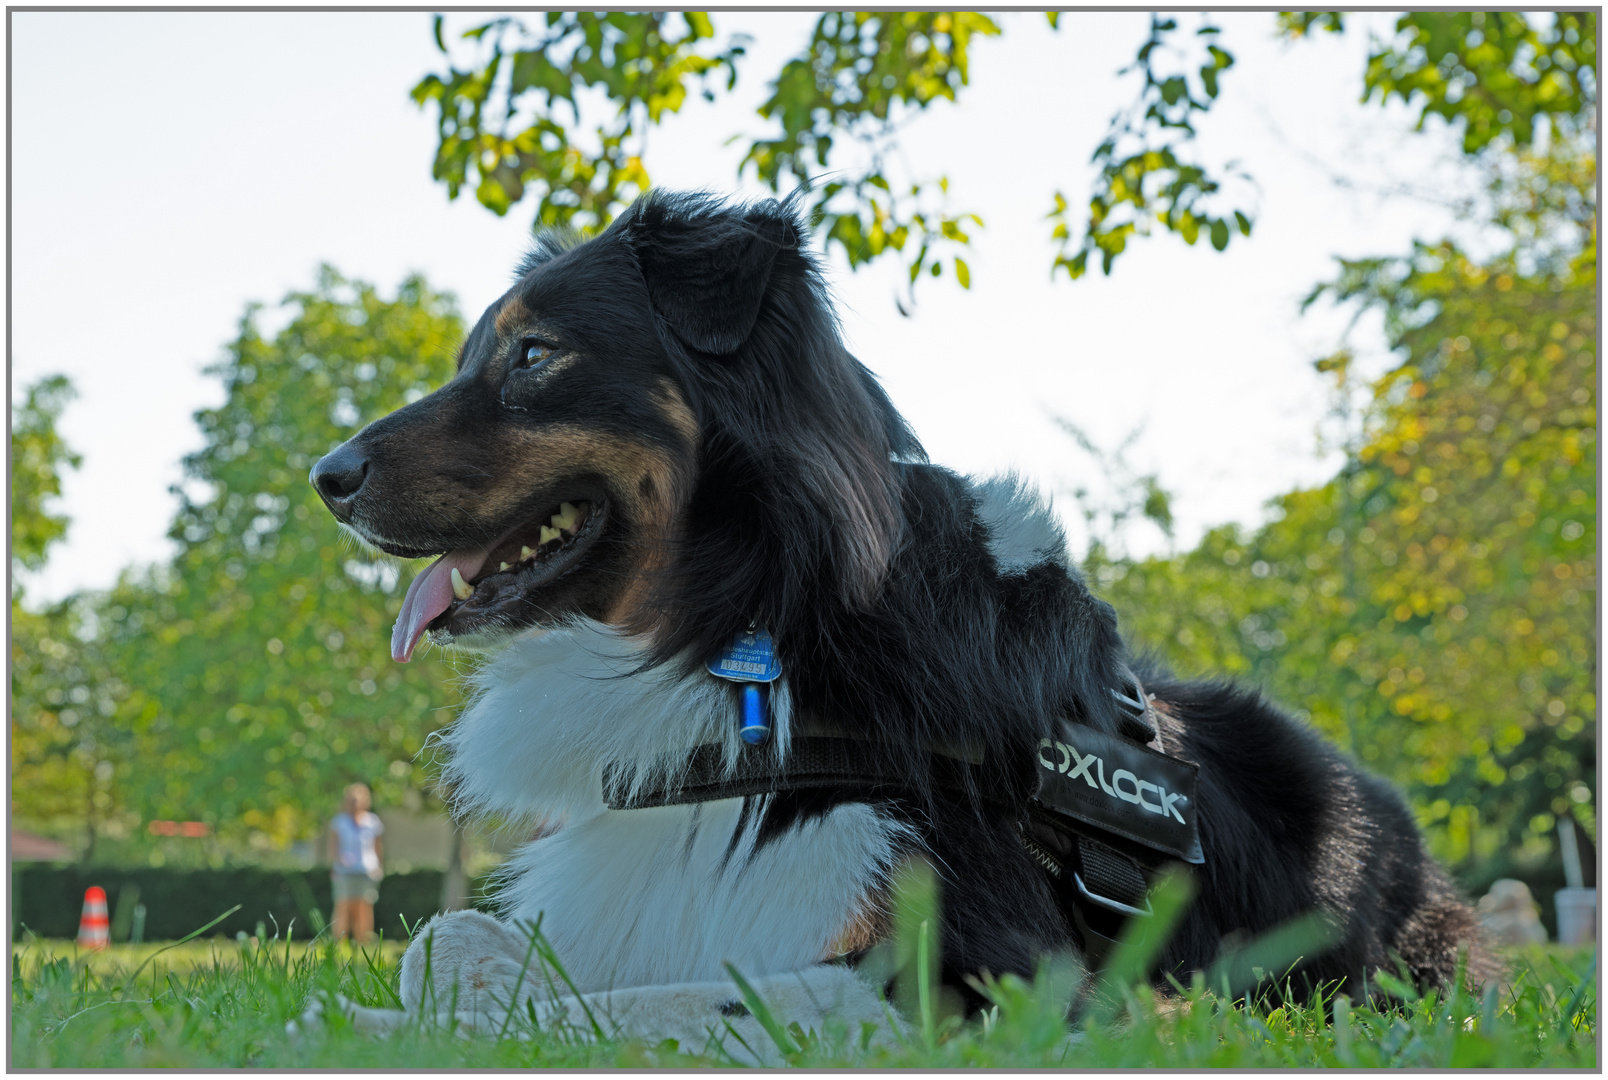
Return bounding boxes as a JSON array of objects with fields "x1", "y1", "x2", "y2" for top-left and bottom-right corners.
[{"x1": 11, "y1": 866, "x2": 494, "y2": 943}]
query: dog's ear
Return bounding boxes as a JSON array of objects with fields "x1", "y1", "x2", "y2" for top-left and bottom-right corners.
[{"x1": 627, "y1": 195, "x2": 795, "y2": 355}]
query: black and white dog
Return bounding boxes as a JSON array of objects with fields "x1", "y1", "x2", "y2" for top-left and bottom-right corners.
[{"x1": 306, "y1": 192, "x2": 1491, "y2": 1045}]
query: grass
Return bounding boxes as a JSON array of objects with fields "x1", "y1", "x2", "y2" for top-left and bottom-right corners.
[
  {"x1": 8, "y1": 874, "x2": 1597, "y2": 1068},
  {"x1": 11, "y1": 920, "x2": 1596, "y2": 1068}
]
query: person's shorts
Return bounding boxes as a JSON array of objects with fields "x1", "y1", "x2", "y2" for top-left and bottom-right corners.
[{"x1": 332, "y1": 872, "x2": 381, "y2": 904}]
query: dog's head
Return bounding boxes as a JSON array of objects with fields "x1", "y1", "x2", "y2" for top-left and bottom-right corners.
[{"x1": 312, "y1": 192, "x2": 918, "y2": 664}]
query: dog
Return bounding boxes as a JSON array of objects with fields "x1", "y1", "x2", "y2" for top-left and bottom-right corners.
[{"x1": 305, "y1": 191, "x2": 1493, "y2": 1048}]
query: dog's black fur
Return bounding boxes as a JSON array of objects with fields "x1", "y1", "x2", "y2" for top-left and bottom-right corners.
[{"x1": 315, "y1": 191, "x2": 1492, "y2": 1007}]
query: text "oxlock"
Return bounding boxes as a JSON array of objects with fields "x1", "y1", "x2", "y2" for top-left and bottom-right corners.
[{"x1": 1038, "y1": 738, "x2": 1189, "y2": 824}]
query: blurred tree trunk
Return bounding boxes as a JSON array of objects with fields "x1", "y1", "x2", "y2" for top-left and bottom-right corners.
[
  {"x1": 441, "y1": 818, "x2": 469, "y2": 911},
  {"x1": 83, "y1": 776, "x2": 96, "y2": 864}
]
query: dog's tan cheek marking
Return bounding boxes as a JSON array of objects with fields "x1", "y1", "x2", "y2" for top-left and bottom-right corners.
[
  {"x1": 602, "y1": 383, "x2": 701, "y2": 630},
  {"x1": 456, "y1": 382, "x2": 698, "y2": 628},
  {"x1": 498, "y1": 428, "x2": 685, "y2": 526}
]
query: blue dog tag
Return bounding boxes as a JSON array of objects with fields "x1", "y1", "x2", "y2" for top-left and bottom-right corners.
[
  {"x1": 708, "y1": 629, "x2": 782, "y2": 745},
  {"x1": 706, "y1": 628, "x2": 782, "y2": 684}
]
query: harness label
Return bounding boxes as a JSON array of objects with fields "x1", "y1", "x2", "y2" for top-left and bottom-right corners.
[{"x1": 1032, "y1": 720, "x2": 1203, "y2": 864}]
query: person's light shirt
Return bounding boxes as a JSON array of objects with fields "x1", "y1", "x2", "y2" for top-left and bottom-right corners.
[{"x1": 332, "y1": 810, "x2": 384, "y2": 877}]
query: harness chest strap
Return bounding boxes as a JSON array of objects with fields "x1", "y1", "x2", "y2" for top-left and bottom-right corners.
[{"x1": 602, "y1": 706, "x2": 1203, "y2": 966}]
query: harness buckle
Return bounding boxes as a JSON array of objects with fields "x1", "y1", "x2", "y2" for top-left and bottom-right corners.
[
  {"x1": 1073, "y1": 870, "x2": 1154, "y2": 919},
  {"x1": 1110, "y1": 667, "x2": 1161, "y2": 750}
]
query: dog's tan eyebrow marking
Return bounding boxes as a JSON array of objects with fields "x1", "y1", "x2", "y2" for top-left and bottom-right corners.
[
  {"x1": 494, "y1": 294, "x2": 531, "y2": 337},
  {"x1": 652, "y1": 378, "x2": 700, "y2": 447}
]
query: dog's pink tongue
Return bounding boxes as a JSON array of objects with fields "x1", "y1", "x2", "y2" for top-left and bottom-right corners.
[{"x1": 391, "y1": 549, "x2": 489, "y2": 663}]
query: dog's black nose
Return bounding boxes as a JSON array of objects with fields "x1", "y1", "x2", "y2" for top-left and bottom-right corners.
[{"x1": 310, "y1": 442, "x2": 369, "y2": 518}]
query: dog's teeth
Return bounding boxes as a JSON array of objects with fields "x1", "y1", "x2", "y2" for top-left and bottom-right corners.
[
  {"x1": 539, "y1": 525, "x2": 561, "y2": 546},
  {"x1": 499, "y1": 561, "x2": 509, "y2": 572},
  {"x1": 552, "y1": 502, "x2": 582, "y2": 533},
  {"x1": 520, "y1": 545, "x2": 535, "y2": 561},
  {"x1": 450, "y1": 568, "x2": 474, "y2": 600}
]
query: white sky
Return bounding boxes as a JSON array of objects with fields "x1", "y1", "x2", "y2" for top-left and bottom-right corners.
[{"x1": 11, "y1": 10, "x2": 1479, "y2": 604}]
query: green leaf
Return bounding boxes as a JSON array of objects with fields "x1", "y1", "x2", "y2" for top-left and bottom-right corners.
[
  {"x1": 684, "y1": 11, "x2": 714, "y2": 39},
  {"x1": 954, "y1": 257, "x2": 971, "y2": 289}
]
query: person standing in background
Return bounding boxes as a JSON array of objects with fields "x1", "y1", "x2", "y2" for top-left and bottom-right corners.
[{"x1": 324, "y1": 782, "x2": 384, "y2": 943}]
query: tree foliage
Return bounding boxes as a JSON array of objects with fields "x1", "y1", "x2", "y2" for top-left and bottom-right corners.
[
  {"x1": 111, "y1": 270, "x2": 472, "y2": 857},
  {"x1": 11, "y1": 273, "x2": 475, "y2": 862},
  {"x1": 738, "y1": 11, "x2": 997, "y2": 295},
  {"x1": 11, "y1": 377, "x2": 126, "y2": 857},
  {"x1": 414, "y1": 11, "x2": 997, "y2": 302},
  {"x1": 1050, "y1": 15, "x2": 1252, "y2": 281},
  {"x1": 10, "y1": 593, "x2": 131, "y2": 860},
  {"x1": 1362, "y1": 11, "x2": 1598, "y2": 154},
  {"x1": 416, "y1": 11, "x2": 1596, "y2": 289},
  {"x1": 1095, "y1": 143, "x2": 1596, "y2": 888},
  {"x1": 410, "y1": 12, "x2": 743, "y2": 231},
  {"x1": 11, "y1": 375, "x2": 81, "y2": 583}
]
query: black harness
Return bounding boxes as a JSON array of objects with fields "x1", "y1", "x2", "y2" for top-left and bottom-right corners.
[{"x1": 603, "y1": 673, "x2": 1202, "y2": 967}]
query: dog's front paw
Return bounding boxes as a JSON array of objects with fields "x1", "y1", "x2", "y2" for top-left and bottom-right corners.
[
  {"x1": 286, "y1": 991, "x2": 341, "y2": 1038},
  {"x1": 398, "y1": 908, "x2": 548, "y2": 1020},
  {"x1": 288, "y1": 992, "x2": 412, "y2": 1039}
]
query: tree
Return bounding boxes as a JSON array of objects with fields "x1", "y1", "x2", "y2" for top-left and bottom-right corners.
[
  {"x1": 94, "y1": 270, "x2": 472, "y2": 860},
  {"x1": 11, "y1": 375, "x2": 80, "y2": 588},
  {"x1": 413, "y1": 12, "x2": 1595, "y2": 289},
  {"x1": 10, "y1": 377, "x2": 132, "y2": 859},
  {"x1": 10, "y1": 595, "x2": 133, "y2": 861},
  {"x1": 1095, "y1": 137, "x2": 1595, "y2": 891}
]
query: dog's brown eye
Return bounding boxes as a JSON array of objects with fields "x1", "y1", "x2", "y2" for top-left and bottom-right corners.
[{"x1": 519, "y1": 340, "x2": 556, "y2": 369}]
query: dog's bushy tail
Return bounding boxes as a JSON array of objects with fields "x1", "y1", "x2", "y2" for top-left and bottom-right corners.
[{"x1": 1391, "y1": 860, "x2": 1504, "y2": 991}]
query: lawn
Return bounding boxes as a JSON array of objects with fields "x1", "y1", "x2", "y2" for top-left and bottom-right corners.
[{"x1": 10, "y1": 920, "x2": 1595, "y2": 1069}]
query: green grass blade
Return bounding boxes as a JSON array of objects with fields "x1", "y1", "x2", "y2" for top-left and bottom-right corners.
[
  {"x1": 528, "y1": 923, "x2": 606, "y2": 1040},
  {"x1": 497, "y1": 913, "x2": 544, "y2": 1040},
  {"x1": 359, "y1": 943, "x2": 405, "y2": 1010},
  {"x1": 126, "y1": 905, "x2": 244, "y2": 987},
  {"x1": 722, "y1": 961, "x2": 799, "y2": 1062},
  {"x1": 1559, "y1": 949, "x2": 1597, "y2": 1030},
  {"x1": 916, "y1": 918, "x2": 935, "y2": 1048},
  {"x1": 1087, "y1": 866, "x2": 1195, "y2": 1023},
  {"x1": 1332, "y1": 992, "x2": 1354, "y2": 1065},
  {"x1": 1200, "y1": 908, "x2": 1341, "y2": 1005}
]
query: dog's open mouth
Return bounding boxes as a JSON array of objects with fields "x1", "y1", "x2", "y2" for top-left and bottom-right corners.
[{"x1": 390, "y1": 497, "x2": 605, "y2": 662}]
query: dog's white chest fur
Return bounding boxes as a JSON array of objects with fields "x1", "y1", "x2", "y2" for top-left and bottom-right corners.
[{"x1": 436, "y1": 623, "x2": 909, "y2": 993}]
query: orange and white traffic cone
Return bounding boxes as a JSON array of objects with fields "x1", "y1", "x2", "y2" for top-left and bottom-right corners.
[{"x1": 76, "y1": 886, "x2": 110, "y2": 950}]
